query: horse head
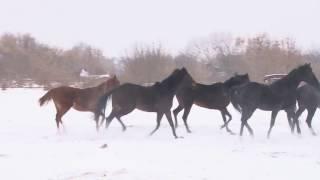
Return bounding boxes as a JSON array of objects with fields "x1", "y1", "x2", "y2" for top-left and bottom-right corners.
[
  {"x1": 159, "y1": 67, "x2": 189, "y2": 92},
  {"x1": 225, "y1": 73, "x2": 250, "y2": 88},
  {"x1": 294, "y1": 63, "x2": 320, "y2": 90},
  {"x1": 101, "y1": 75, "x2": 120, "y2": 92}
]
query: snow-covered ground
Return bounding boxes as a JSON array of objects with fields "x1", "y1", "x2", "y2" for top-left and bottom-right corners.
[{"x1": 1, "y1": 89, "x2": 320, "y2": 180}]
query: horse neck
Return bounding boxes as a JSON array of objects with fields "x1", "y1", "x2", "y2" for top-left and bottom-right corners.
[
  {"x1": 271, "y1": 73, "x2": 301, "y2": 91},
  {"x1": 223, "y1": 79, "x2": 238, "y2": 89},
  {"x1": 178, "y1": 75, "x2": 195, "y2": 89},
  {"x1": 91, "y1": 83, "x2": 109, "y2": 95},
  {"x1": 159, "y1": 73, "x2": 182, "y2": 93}
]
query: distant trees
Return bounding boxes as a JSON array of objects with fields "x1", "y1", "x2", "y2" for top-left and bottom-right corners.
[
  {"x1": 182, "y1": 33, "x2": 309, "y2": 82},
  {"x1": 0, "y1": 33, "x2": 115, "y2": 87},
  {"x1": 119, "y1": 45, "x2": 175, "y2": 84},
  {"x1": 0, "y1": 32, "x2": 320, "y2": 88}
]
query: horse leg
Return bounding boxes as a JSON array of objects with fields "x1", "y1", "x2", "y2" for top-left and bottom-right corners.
[
  {"x1": 220, "y1": 108, "x2": 234, "y2": 134},
  {"x1": 173, "y1": 105, "x2": 183, "y2": 129},
  {"x1": 105, "y1": 109, "x2": 116, "y2": 129},
  {"x1": 116, "y1": 116, "x2": 127, "y2": 132},
  {"x1": 293, "y1": 112, "x2": 302, "y2": 135},
  {"x1": 244, "y1": 122, "x2": 254, "y2": 137},
  {"x1": 220, "y1": 109, "x2": 232, "y2": 129},
  {"x1": 292, "y1": 107, "x2": 305, "y2": 134},
  {"x1": 54, "y1": 104, "x2": 71, "y2": 133},
  {"x1": 306, "y1": 107, "x2": 317, "y2": 136},
  {"x1": 149, "y1": 112, "x2": 164, "y2": 136},
  {"x1": 108, "y1": 105, "x2": 133, "y2": 131},
  {"x1": 165, "y1": 111, "x2": 180, "y2": 139},
  {"x1": 285, "y1": 107, "x2": 295, "y2": 133},
  {"x1": 55, "y1": 112, "x2": 61, "y2": 131},
  {"x1": 182, "y1": 104, "x2": 193, "y2": 133},
  {"x1": 267, "y1": 110, "x2": 279, "y2": 139},
  {"x1": 96, "y1": 112, "x2": 106, "y2": 132},
  {"x1": 240, "y1": 108, "x2": 255, "y2": 136},
  {"x1": 286, "y1": 112, "x2": 293, "y2": 133}
]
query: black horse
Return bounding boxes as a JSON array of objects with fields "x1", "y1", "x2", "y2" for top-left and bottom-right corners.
[
  {"x1": 294, "y1": 84, "x2": 320, "y2": 135},
  {"x1": 230, "y1": 64, "x2": 320, "y2": 138},
  {"x1": 94, "y1": 68, "x2": 189, "y2": 138},
  {"x1": 173, "y1": 73, "x2": 250, "y2": 134}
]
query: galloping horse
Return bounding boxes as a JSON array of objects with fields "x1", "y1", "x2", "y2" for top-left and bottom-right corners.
[
  {"x1": 94, "y1": 68, "x2": 189, "y2": 138},
  {"x1": 39, "y1": 75, "x2": 120, "y2": 131},
  {"x1": 173, "y1": 73, "x2": 250, "y2": 134},
  {"x1": 230, "y1": 64, "x2": 320, "y2": 138},
  {"x1": 294, "y1": 84, "x2": 320, "y2": 135}
]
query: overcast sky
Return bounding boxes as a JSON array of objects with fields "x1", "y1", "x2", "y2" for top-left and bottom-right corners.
[{"x1": 0, "y1": 0, "x2": 319, "y2": 56}]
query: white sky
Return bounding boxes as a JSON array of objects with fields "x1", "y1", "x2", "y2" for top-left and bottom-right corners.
[{"x1": 0, "y1": 0, "x2": 319, "y2": 57}]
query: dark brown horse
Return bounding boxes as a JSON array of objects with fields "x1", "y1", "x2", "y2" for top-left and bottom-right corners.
[
  {"x1": 39, "y1": 75, "x2": 120, "y2": 131},
  {"x1": 173, "y1": 73, "x2": 250, "y2": 134},
  {"x1": 94, "y1": 68, "x2": 189, "y2": 138}
]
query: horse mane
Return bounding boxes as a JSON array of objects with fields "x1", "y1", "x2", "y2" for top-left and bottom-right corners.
[
  {"x1": 223, "y1": 73, "x2": 249, "y2": 88},
  {"x1": 224, "y1": 75, "x2": 237, "y2": 86},
  {"x1": 271, "y1": 64, "x2": 309, "y2": 86},
  {"x1": 183, "y1": 69, "x2": 195, "y2": 83},
  {"x1": 158, "y1": 69, "x2": 181, "y2": 86}
]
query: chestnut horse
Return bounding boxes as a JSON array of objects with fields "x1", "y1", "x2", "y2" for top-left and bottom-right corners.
[{"x1": 39, "y1": 75, "x2": 120, "y2": 131}]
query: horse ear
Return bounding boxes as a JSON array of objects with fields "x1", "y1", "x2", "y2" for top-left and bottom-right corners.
[{"x1": 304, "y1": 63, "x2": 311, "y2": 67}]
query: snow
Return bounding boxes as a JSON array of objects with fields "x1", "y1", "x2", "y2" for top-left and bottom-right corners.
[{"x1": 1, "y1": 89, "x2": 320, "y2": 180}]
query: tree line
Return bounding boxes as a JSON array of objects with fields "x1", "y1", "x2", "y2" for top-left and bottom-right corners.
[{"x1": 0, "y1": 33, "x2": 320, "y2": 88}]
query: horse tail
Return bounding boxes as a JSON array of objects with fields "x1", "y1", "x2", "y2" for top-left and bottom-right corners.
[
  {"x1": 229, "y1": 87, "x2": 242, "y2": 113},
  {"x1": 39, "y1": 90, "x2": 53, "y2": 106},
  {"x1": 94, "y1": 88, "x2": 116, "y2": 121}
]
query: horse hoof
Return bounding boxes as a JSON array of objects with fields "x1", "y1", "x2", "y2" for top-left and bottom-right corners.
[
  {"x1": 187, "y1": 130, "x2": 192, "y2": 133},
  {"x1": 175, "y1": 136, "x2": 184, "y2": 139}
]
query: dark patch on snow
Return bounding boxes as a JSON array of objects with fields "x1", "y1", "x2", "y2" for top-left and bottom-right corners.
[
  {"x1": 100, "y1": 144, "x2": 108, "y2": 149},
  {"x1": 265, "y1": 152, "x2": 287, "y2": 158},
  {"x1": 0, "y1": 154, "x2": 8, "y2": 158}
]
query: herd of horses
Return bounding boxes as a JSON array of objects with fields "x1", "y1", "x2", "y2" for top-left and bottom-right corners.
[{"x1": 39, "y1": 63, "x2": 320, "y2": 139}]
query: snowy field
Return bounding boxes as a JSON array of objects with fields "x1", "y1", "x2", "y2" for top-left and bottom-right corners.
[{"x1": 1, "y1": 89, "x2": 320, "y2": 180}]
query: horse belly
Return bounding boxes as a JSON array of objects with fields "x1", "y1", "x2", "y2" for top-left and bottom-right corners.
[
  {"x1": 194, "y1": 101, "x2": 226, "y2": 109},
  {"x1": 258, "y1": 98, "x2": 282, "y2": 111},
  {"x1": 136, "y1": 103, "x2": 157, "y2": 112},
  {"x1": 72, "y1": 101, "x2": 94, "y2": 112},
  {"x1": 194, "y1": 94, "x2": 228, "y2": 109}
]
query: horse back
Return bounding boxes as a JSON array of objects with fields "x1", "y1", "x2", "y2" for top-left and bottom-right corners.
[
  {"x1": 234, "y1": 82, "x2": 283, "y2": 109},
  {"x1": 49, "y1": 86, "x2": 79, "y2": 99},
  {"x1": 110, "y1": 83, "x2": 171, "y2": 112},
  {"x1": 297, "y1": 84, "x2": 320, "y2": 108}
]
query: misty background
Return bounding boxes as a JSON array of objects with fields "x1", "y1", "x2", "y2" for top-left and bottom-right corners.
[{"x1": 0, "y1": 0, "x2": 319, "y2": 87}]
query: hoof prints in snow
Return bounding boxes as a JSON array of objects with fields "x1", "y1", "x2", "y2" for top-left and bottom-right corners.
[{"x1": 57, "y1": 171, "x2": 108, "y2": 180}]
